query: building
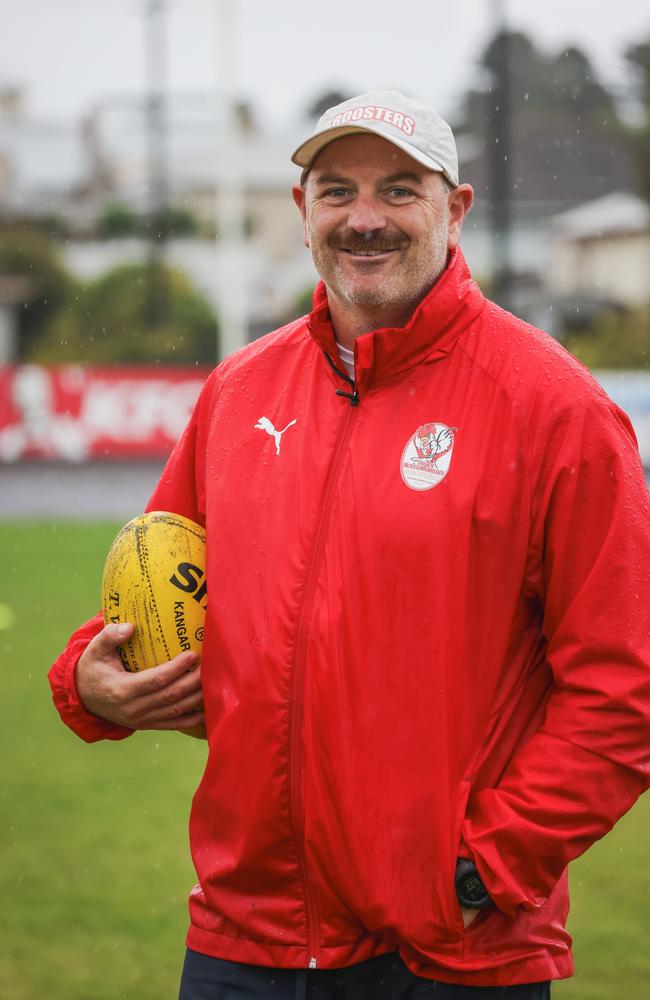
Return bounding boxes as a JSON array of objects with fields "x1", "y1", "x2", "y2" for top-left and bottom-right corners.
[{"x1": 548, "y1": 192, "x2": 650, "y2": 308}]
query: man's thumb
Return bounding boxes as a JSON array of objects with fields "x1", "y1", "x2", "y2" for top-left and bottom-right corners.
[{"x1": 97, "y1": 621, "x2": 134, "y2": 652}]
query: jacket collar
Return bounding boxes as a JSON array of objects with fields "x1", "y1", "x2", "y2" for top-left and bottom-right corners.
[{"x1": 307, "y1": 248, "x2": 485, "y2": 390}]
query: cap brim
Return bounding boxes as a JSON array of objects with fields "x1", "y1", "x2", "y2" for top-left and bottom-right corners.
[{"x1": 291, "y1": 123, "x2": 457, "y2": 186}]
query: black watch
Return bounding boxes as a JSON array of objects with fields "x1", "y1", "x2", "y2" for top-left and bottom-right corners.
[{"x1": 455, "y1": 858, "x2": 493, "y2": 910}]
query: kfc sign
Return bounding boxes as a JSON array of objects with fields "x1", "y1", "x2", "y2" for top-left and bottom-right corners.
[{"x1": 0, "y1": 365, "x2": 209, "y2": 461}]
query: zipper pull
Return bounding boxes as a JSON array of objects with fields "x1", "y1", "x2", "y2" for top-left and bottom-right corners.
[
  {"x1": 323, "y1": 351, "x2": 360, "y2": 406},
  {"x1": 335, "y1": 387, "x2": 359, "y2": 406},
  {"x1": 308, "y1": 957, "x2": 318, "y2": 969}
]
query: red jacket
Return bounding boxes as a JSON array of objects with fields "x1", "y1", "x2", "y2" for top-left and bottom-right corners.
[{"x1": 49, "y1": 250, "x2": 650, "y2": 986}]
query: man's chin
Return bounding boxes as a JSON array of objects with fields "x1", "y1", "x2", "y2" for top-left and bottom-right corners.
[
  {"x1": 341, "y1": 288, "x2": 393, "y2": 308},
  {"x1": 333, "y1": 275, "x2": 397, "y2": 308}
]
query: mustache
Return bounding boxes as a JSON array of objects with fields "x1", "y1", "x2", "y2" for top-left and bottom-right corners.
[{"x1": 330, "y1": 231, "x2": 407, "y2": 253}]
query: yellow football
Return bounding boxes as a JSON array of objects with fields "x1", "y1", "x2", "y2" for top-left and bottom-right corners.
[{"x1": 102, "y1": 510, "x2": 207, "y2": 738}]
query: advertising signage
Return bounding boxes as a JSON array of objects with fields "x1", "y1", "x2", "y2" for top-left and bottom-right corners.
[{"x1": 0, "y1": 365, "x2": 209, "y2": 462}]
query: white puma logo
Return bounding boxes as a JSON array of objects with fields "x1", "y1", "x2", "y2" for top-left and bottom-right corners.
[{"x1": 255, "y1": 416, "x2": 297, "y2": 455}]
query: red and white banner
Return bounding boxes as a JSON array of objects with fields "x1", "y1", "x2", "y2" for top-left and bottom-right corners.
[{"x1": 0, "y1": 365, "x2": 210, "y2": 462}]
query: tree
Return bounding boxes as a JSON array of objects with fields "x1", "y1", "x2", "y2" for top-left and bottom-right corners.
[
  {"x1": 292, "y1": 285, "x2": 315, "y2": 319},
  {"x1": 626, "y1": 40, "x2": 650, "y2": 111},
  {"x1": 97, "y1": 202, "x2": 139, "y2": 238},
  {"x1": 97, "y1": 203, "x2": 201, "y2": 240},
  {"x1": 563, "y1": 306, "x2": 650, "y2": 369},
  {"x1": 625, "y1": 39, "x2": 650, "y2": 202},
  {"x1": 455, "y1": 30, "x2": 634, "y2": 206},
  {"x1": 547, "y1": 46, "x2": 618, "y2": 120},
  {"x1": 32, "y1": 262, "x2": 219, "y2": 365},
  {"x1": 459, "y1": 31, "x2": 617, "y2": 130},
  {"x1": 142, "y1": 205, "x2": 200, "y2": 240},
  {"x1": 0, "y1": 227, "x2": 76, "y2": 359}
]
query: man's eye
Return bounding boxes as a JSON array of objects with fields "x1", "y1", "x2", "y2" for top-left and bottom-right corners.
[
  {"x1": 387, "y1": 187, "x2": 412, "y2": 199},
  {"x1": 324, "y1": 188, "x2": 350, "y2": 199}
]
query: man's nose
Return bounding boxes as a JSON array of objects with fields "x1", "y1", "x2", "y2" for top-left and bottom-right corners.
[{"x1": 347, "y1": 195, "x2": 387, "y2": 233}]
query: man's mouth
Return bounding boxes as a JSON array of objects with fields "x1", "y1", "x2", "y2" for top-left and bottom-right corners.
[{"x1": 340, "y1": 248, "x2": 396, "y2": 256}]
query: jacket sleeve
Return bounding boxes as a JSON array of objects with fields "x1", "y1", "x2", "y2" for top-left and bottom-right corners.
[
  {"x1": 461, "y1": 394, "x2": 650, "y2": 917},
  {"x1": 47, "y1": 373, "x2": 215, "y2": 742}
]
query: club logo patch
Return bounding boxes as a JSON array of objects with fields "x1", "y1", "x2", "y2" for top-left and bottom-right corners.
[{"x1": 400, "y1": 422, "x2": 457, "y2": 491}]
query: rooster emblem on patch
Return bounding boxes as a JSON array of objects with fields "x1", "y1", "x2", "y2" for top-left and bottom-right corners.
[{"x1": 412, "y1": 422, "x2": 456, "y2": 466}]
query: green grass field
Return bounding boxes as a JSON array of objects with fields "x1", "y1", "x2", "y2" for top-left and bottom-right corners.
[{"x1": 1, "y1": 520, "x2": 648, "y2": 999}]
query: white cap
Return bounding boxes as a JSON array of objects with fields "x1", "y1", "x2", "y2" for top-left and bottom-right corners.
[{"x1": 292, "y1": 90, "x2": 459, "y2": 186}]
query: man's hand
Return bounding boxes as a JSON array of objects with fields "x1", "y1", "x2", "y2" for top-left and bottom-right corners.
[
  {"x1": 461, "y1": 907, "x2": 480, "y2": 929},
  {"x1": 76, "y1": 622, "x2": 205, "y2": 732}
]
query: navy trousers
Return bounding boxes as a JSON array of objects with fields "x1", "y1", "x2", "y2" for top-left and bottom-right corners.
[{"x1": 179, "y1": 950, "x2": 551, "y2": 1000}]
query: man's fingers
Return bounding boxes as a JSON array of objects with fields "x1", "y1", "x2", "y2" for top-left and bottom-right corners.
[
  {"x1": 132, "y1": 687, "x2": 204, "y2": 725},
  {"x1": 110, "y1": 653, "x2": 202, "y2": 727},
  {"x1": 127, "y1": 650, "x2": 199, "y2": 693},
  {"x1": 128, "y1": 667, "x2": 203, "y2": 715}
]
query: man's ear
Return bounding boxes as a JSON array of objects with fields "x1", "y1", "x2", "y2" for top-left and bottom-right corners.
[
  {"x1": 447, "y1": 183, "x2": 474, "y2": 250},
  {"x1": 292, "y1": 184, "x2": 310, "y2": 248}
]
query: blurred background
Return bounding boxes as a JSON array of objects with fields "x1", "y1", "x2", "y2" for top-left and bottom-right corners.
[
  {"x1": 1, "y1": 0, "x2": 650, "y2": 513},
  {"x1": 1, "y1": 2, "x2": 649, "y2": 998}
]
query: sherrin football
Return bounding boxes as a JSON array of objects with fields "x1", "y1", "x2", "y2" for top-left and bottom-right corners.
[{"x1": 102, "y1": 511, "x2": 207, "y2": 737}]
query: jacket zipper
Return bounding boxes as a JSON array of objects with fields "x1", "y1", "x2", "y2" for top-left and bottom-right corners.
[
  {"x1": 289, "y1": 391, "x2": 359, "y2": 968},
  {"x1": 323, "y1": 350, "x2": 359, "y2": 406}
]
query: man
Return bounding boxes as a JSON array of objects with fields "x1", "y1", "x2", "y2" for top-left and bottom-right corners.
[{"x1": 49, "y1": 91, "x2": 650, "y2": 999}]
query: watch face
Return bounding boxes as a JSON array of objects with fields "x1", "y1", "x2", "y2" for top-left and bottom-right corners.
[{"x1": 461, "y1": 870, "x2": 487, "y2": 904}]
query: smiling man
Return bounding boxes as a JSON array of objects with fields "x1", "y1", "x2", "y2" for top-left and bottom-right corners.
[
  {"x1": 292, "y1": 133, "x2": 472, "y2": 345},
  {"x1": 49, "y1": 92, "x2": 650, "y2": 1000}
]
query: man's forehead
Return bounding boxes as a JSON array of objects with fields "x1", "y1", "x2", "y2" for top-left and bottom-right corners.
[{"x1": 307, "y1": 132, "x2": 437, "y2": 183}]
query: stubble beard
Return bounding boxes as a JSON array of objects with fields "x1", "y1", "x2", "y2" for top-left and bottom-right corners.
[{"x1": 309, "y1": 215, "x2": 451, "y2": 315}]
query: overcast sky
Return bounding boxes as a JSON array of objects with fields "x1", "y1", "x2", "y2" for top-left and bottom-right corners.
[{"x1": 2, "y1": 0, "x2": 649, "y2": 129}]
